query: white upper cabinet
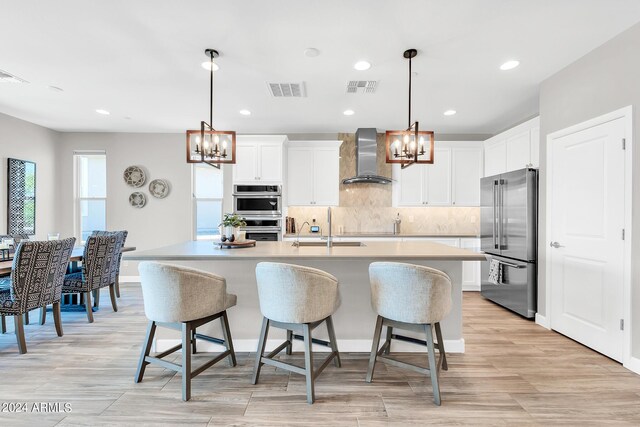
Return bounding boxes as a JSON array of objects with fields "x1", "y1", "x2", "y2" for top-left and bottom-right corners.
[
  {"x1": 287, "y1": 141, "x2": 342, "y2": 206},
  {"x1": 425, "y1": 148, "x2": 452, "y2": 205},
  {"x1": 452, "y1": 147, "x2": 483, "y2": 206},
  {"x1": 232, "y1": 136, "x2": 287, "y2": 184},
  {"x1": 484, "y1": 139, "x2": 507, "y2": 177},
  {"x1": 394, "y1": 141, "x2": 482, "y2": 207},
  {"x1": 483, "y1": 117, "x2": 539, "y2": 176},
  {"x1": 506, "y1": 130, "x2": 531, "y2": 171}
]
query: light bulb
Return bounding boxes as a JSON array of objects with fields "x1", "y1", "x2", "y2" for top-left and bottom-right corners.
[
  {"x1": 403, "y1": 134, "x2": 409, "y2": 144},
  {"x1": 222, "y1": 140, "x2": 227, "y2": 148},
  {"x1": 214, "y1": 135, "x2": 220, "y2": 143}
]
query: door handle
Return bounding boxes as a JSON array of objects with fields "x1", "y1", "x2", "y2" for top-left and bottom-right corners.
[
  {"x1": 550, "y1": 241, "x2": 564, "y2": 248},
  {"x1": 499, "y1": 260, "x2": 526, "y2": 269},
  {"x1": 493, "y1": 180, "x2": 498, "y2": 249}
]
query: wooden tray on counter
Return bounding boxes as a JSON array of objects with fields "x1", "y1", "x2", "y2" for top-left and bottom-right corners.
[{"x1": 217, "y1": 239, "x2": 256, "y2": 249}]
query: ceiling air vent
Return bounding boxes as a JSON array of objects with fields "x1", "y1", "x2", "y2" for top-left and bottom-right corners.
[
  {"x1": 346, "y1": 80, "x2": 377, "y2": 94},
  {"x1": 0, "y1": 69, "x2": 28, "y2": 84},
  {"x1": 267, "y1": 82, "x2": 306, "y2": 97}
]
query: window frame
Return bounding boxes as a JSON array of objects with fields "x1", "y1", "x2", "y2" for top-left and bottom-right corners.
[
  {"x1": 191, "y1": 163, "x2": 224, "y2": 240},
  {"x1": 73, "y1": 151, "x2": 107, "y2": 245}
]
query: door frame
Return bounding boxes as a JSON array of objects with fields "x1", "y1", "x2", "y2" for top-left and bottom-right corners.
[{"x1": 545, "y1": 105, "x2": 633, "y2": 369}]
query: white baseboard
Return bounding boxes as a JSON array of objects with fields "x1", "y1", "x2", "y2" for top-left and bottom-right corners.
[
  {"x1": 119, "y1": 276, "x2": 140, "y2": 283},
  {"x1": 462, "y1": 286, "x2": 480, "y2": 292},
  {"x1": 156, "y1": 338, "x2": 465, "y2": 354},
  {"x1": 624, "y1": 356, "x2": 640, "y2": 375},
  {"x1": 535, "y1": 313, "x2": 550, "y2": 329}
]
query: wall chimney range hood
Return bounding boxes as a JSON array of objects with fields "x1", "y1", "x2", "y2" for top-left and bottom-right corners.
[{"x1": 342, "y1": 128, "x2": 392, "y2": 185}]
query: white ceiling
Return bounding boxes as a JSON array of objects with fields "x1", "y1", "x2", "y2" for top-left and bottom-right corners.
[{"x1": 0, "y1": 0, "x2": 639, "y2": 135}]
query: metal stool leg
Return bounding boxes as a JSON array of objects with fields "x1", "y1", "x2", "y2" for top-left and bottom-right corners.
[
  {"x1": 251, "y1": 317, "x2": 269, "y2": 384},
  {"x1": 220, "y1": 311, "x2": 237, "y2": 367},
  {"x1": 325, "y1": 316, "x2": 341, "y2": 368},
  {"x1": 366, "y1": 315, "x2": 384, "y2": 382},
  {"x1": 181, "y1": 322, "x2": 192, "y2": 401},
  {"x1": 425, "y1": 324, "x2": 441, "y2": 406},
  {"x1": 303, "y1": 323, "x2": 315, "y2": 404}
]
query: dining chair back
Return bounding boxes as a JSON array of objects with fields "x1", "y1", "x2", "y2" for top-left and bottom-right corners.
[
  {"x1": 91, "y1": 230, "x2": 128, "y2": 298},
  {"x1": 0, "y1": 237, "x2": 75, "y2": 353}
]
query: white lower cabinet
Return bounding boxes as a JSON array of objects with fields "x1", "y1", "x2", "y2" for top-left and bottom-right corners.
[
  {"x1": 460, "y1": 238, "x2": 481, "y2": 291},
  {"x1": 403, "y1": 237, "x2": 481, "y2": 291}
]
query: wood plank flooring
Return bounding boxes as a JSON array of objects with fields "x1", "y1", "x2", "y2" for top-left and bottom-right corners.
[{"x1": 1, "y1": 285, "x2": 639, "y2": 426}]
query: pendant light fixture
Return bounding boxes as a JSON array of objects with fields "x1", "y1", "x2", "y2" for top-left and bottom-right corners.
[
  {"x1": 186, "y1": 49, "x2": 236, "y2": 165},
  {"x1": 385, "y1": 49, "x2": 435, "y2": 168}
]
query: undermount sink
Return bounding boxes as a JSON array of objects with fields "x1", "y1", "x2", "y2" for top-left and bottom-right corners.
[{"x1": 292, "y1": 241, "x2": 366, "y2": 247}]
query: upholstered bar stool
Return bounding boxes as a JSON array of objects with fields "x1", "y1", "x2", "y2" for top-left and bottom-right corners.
[
  {"x1": 366, "y1": 262, "x2": 451, "y2": 406},
  {"x1": 252, "y1": 262, "x2": 341, "y2": 404},
  {"x1": 135, "y1": 262, "x2": 237, "y2": 401}
]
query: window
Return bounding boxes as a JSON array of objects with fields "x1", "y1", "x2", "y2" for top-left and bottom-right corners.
[
  {"x1": 193, "y1": 164, "x2": 223, "y2": 240},
  {"x1": 74, "y1": 152, "x2": 106, "y2": 244}
]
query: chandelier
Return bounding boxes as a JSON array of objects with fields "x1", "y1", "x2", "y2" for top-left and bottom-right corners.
[
  {"x1": 385, "y1": 49, "x2": 434, "y2": 168},
  {"x1": 186, "y1": 49, "x2": 236, "y2": 165}
]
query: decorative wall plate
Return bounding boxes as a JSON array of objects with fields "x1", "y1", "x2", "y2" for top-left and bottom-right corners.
[
  {"x1": 123, "y1": 166, "x2": 146, "y2": 188},
  {"x1": 148, "y1": 179, "x2": 170, "y2": 199},
  {"x1": 129, "y1": 192, "x2": 146, "y2": 208}
]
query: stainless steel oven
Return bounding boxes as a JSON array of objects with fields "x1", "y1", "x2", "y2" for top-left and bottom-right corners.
[
  {"x1": 240, "y1": 216, "x2": 282, "y2": 241},
  {"x1": 233, "y1": 185, "x2": 282, "y2": 216}
]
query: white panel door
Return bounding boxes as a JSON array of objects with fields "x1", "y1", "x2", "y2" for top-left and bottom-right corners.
[
  {"x1": 484, "y1": 139, "x2": 506, "y2": 177},
  {"x1": 506, "y1": 130, "x2": 531, "y2": 171},
  {"x1": 287, "y1": 148, "x2": 314, "y2": 205},
  {"x1": 313, "y1": 148, "x2": 340, "y2": 206},
  {"x1": 549, "y1": 118, "x2": 626, "y2": 361},
  {"x1": 452, "y1": 147, "x2": 482, "y2": 206},
  {"x1": 258, "y1": 143, "x2": 283, "y2": 182},
  {"x1": 233, "y1": 143, "x2": 258, "y2": 182},
  {"x1": 398, "y1": 162, "x2": 423, "y2": 206},
  {"x1": 425, "y1": 148, "x2": 452, "y2": 205}
]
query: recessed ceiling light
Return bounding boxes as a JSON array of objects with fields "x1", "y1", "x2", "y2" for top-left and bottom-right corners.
[
  {"x1": 444, "y1": 109, "x2": 457, "y2": 116},
  {"x1": 95, "y1": 109, "x2": 110, "y2": 115},
  {"x1": 354, "y1": 61, "x2": 371, "y2": 71},
  {"x1": 343, "y1": 109, "x2": 355, "y2": 116},
  {"x1": 500, "y1": 60, "x2": 520, "y2": 71},
  {"x1": 304, "y1": 48, "x2": 320, "y2": 58},
  {"x1": 201, "y1": 61, "x2": 220, "y2": 71},
  {"x1": 239, "y1": 109, "x2": 251, "y2": 116}
]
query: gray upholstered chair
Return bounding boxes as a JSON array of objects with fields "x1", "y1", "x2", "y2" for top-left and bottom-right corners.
[
  {"x1": 366, "y1": 262, "x2": 452, "y2": 406},
  {"x1": 62, "y1": 234, "x2": 124, "y2": 322},
  {"x1": 0, "y1": 238, "x2": 75, "y2": 353},
  {"x1": 252, "y1": 262, "x2": 341, "y2": 404},
  {"x1": 135, "y1": 262, "x2": 237, "y2": 401},
  {"x1": 91, "y1": 230, "x2": 128, "y2": 299}
]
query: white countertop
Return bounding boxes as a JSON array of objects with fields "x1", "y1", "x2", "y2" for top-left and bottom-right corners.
[
  {"x1": 284, "y1": 233, "x2": 479, "y2": 238},
  {"x1": 125, "y1": 240, "x2": 486, "y2": 261}
]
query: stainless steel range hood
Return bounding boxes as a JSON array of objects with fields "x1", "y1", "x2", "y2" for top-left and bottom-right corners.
[{"x1": 342, "y1": 128, "x2": 392, "y2": 184}]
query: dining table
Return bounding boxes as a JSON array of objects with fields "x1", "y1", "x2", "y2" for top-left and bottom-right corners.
[{"x1": 0, "y1": 246, "x2": 136, "y2": 276}]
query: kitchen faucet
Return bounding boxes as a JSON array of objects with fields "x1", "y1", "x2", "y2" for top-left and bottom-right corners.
[{"x1": 293, "y1": 221, "x2": 310, "y2": 247}]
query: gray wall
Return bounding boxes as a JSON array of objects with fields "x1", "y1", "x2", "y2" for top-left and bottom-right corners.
[
  {"x1": 539, "y1": 21, "x2": 640, "y2": 357},
  {"x1": 0, "y1": 112, "x2": 60, "y2": 240},
  {"x1": 56, "y1": 133, "x2": 193, "y2": 275}
]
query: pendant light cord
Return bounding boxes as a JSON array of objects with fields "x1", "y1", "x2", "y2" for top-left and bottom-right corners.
[
  {"x1": 209, "y1": 52, "x2": 214, "y2": 126},
  {"x1": 408, "y1": 55, "x2": 412, "y2": 128}
]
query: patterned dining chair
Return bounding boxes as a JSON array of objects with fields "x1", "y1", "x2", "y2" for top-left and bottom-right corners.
[
  {"x1": 0, "y1": 238, "x2": 76, "y2": 354},
  {"x1": 62, "y1": 234, "x2": 124, "y2": 323},
  {"x1": 91, "y1": 230, "x2": 128, "y2": 300}
]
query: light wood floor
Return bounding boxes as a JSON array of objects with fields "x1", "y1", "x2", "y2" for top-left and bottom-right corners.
[{"x1": 1, "y1": 285, "x2": 639, "y2": 426}]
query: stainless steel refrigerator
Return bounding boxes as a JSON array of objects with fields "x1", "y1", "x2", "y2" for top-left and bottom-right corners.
[{"x1": 480, "y1": 168, "x2": 537, "y2": 318}]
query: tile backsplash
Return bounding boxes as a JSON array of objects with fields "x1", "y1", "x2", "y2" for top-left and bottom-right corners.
[{"x1": 287, "y1": 132, "x2": 480, "y2": 236}]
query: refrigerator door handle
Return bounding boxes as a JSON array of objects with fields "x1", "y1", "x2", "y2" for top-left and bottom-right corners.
[
  {"x1": 493, "y1": 180, "x2": 498, "y2": 249},
  {"x1": 499, "y1": 260, "x2": 526, "y2": 269},
  {"x1": 497, "y1": 179, "x2": 503, "y2": 250}
]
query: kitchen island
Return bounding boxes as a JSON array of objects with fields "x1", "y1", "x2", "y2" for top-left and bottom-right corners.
[{"x1": 126, "y1": 240, "x2": 486, "y2": 353}]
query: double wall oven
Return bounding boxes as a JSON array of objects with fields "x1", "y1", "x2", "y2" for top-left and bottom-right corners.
[{"x1": 233, "y1": 185, "x2": 282, "y2": 241}]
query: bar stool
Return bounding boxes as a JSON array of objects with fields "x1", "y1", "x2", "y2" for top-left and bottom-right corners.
[
  {"x1": 252, "y1": 262, "x2": 341, "y2": 404},
  {"x1": 366, "y1": 262, "x2": 451, "y2": 406},
  {"x1": 135, "y1": 262, "x2": 237, "y2": 401}
]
